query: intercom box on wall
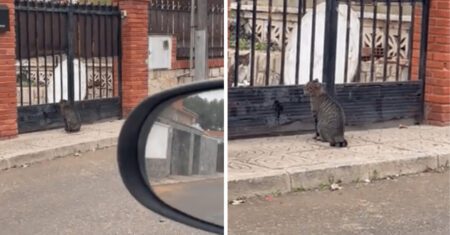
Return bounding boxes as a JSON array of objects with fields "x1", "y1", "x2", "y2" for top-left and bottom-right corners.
[{"x1": 0, "y1": 5, "x2": 9, "y2": 33}]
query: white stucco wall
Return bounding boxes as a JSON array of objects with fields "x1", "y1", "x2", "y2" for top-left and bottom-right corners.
[
  {"x1": 47, "y1": 57, "x2": 87, "y2": 102},
  {"x1": 284, "y1": 2, "x2": 360, "y2": 85}
]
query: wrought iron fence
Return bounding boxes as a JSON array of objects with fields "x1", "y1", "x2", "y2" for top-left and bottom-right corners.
[
  {"x1": 228, "y1": 0, "x2": 430, "y2": 138},
  {"x1": 230, "y1": 0, "x2": 429, "y2": 88},
  {"x1": 15, "y1": 0, "x2": 121, "y2": 107},
  {"x1": 148, "y1": 0, "x2": 224, "y2": 59}
]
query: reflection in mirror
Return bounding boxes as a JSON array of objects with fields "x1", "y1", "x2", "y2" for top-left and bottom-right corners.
[{"x1": 143, "y1": 89, "x2": 224, "y2": 226}]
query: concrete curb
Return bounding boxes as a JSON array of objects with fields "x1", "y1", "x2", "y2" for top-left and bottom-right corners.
[
  {"x1": 0, "y1": 137, "x2": 118, "y2": 171},
  {"x1": 228, "y1": 154, "x2": 450, "y2": 200},
  {"x1": 152, "y1": 173, "x2": 224, "y2": 186}
]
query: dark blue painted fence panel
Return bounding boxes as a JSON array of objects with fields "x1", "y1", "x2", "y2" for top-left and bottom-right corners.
[{"x1": 228, "y1": 82, "x2": 421, "y2": 138}]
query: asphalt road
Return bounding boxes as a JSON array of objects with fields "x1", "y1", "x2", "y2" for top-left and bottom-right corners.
[
  {"x1": 229, "y1": 171, "x2": 450, "y2": 235},
  {"x1": 153, "y1": 179, "x2": 224, "y2": 226},
  {"x1": 0, "y1": 147, "x2": 217, "y2": 235}
]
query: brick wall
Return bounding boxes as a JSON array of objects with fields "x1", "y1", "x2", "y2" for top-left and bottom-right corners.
[
  {"x1": 421, "y1": 0, "x2": 450, "y2": 125},
  {"x1": 0, "y1": 0, "x2": 18, "y2": 139},
  {"x1": 148, "y1": 67, "x2": 224, "y2": 96},
  {"x1": 410, "y1": 5, "x2": 422, "y2": 81},
  {"x1": 116, "y1": 0, "x2": 149, "y2": 116},
  {"x1": 147, "y1": 36, "x2": 224, "y2": 95}
]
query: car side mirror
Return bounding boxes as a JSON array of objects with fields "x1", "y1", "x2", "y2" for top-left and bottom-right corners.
[{"x1": 117, "y1": 80, "x2": 224, "y2": 234}]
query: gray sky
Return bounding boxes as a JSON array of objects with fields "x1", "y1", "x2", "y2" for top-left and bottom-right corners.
[{"x1": 197, "y1": 89, "x2": 224, "y2": 101}]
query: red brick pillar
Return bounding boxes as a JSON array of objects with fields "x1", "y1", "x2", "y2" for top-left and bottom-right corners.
[
  {"x1": 414, "y1": 1, "x2": 450, "y2": 125},
  {"x1": 115, "y1": 0, "x2": 149, "y2": 116},
  {"x1": 410, "y1": 5, "x2": 422, "y2": 81},
  {"x1": 0, "y1": 0, "x2": 18, "y2": 139},
  {"x1": 171, "y1": 36, "x2": 178, "y2": 69}
]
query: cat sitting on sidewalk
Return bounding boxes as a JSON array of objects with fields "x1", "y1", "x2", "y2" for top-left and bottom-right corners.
[
  {"x1": 59, "y1": 99, "x2": 81, "y2": 133},
  {"x1": 304, "y1": 79, "x2": 347, "y2": 147}
]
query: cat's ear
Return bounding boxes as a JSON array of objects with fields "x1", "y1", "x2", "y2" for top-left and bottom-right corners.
[
  {"x1": 313, "y1": 78, "x2": 319, "y2": 83},
  {"x1": 320, "y1": 84, "x2": 326, "y2": 93}
]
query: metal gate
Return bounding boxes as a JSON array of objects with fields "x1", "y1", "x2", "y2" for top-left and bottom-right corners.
[
  {"x1": 148, "y1": 0, "x2": 225, "y2": 59},
  {"x1": 229, "y1": 0, "x2": 429, "y2": 138},
  {"x1": 15, "y1": 0, "x2": 122, "y2": 133}
]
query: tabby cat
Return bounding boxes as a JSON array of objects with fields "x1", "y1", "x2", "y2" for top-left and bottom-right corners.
[
  {"x1": 228, "y1": 53, "x2": 250, "y2": 87},
  {"x1": 304, "y1": 79, "x2": 347, "y2": 147},
  {"x1": 59, "y1": 99, "x2": 81, "y2": 133}
]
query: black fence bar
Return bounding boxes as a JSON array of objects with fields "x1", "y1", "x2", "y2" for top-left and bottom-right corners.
[
  {"x1": 67, "y1": 1, "x2": 75, "y2": 103},
  {"x1": 407, "y1": 0, "x2": 416, "y2": 80},
  {"x1": 210, "y1": 5, "x2": 214, "y2": 48},
  {"x1": 76, "y1": 10, "x2": 81, "y2": 100},
  {"x1": 90, "y1": 5, "x2": 95, "y2": 99},
  {"x1": 168, "y1": 3, "x2": 173, "y2": 35},
  {"x1": 323, "y1": 0, "x2": 339, "y2": 94},
  {"x1": 111, "y1": 14, "x2": 115, "y2": 96},
  {"x1": 302, "y1": 0, "x2": 306, "y2": 13},
  {"x1": 370, "y1": 0, "x2": 378, "y2": 82},
  {"x1": 309, "y1": 0, "x2": 317, "y2": 82},
  {"x1": 395, "y1": 0, "x2": 403, "y2": 81},
  {"x1": 343, "y1": 0, "x2": 351, "y2": 83},
  {"x1": 104, "y1": 8, "x2": 109, "y2": 98},
  {"x1": 58, "y1": 10, "x2": 63, "y2": 99},
  {"x1": 26, "y1": 1, "x2": 32, "y2": 105},
  {"x1": 382, "y1": 0, "x2": 391, "y2": 82},
  {"x1": 233, "y1": 0, "x2": 241, "y2": 86},
  {"x1": 265, "y1": 0, "x2": 273, "y2": 86},
  {"x1": 16, "y1": 3, "x2": 24, "y2": 106},
  {"x1": 220, "y1": 6, "x2": 224, "y2": 51},
  {"x1": 97, "y1": 7, "x2": 102, "y2": 99},
  {"x1": 280, "y1": 0, "x2": 288, "y2": 85},
  {"x1": 295, "y1": 0, "x2": 302, "y2": 85},
  {"x1": 356, "y1": 0, "x2": 364, "y2": 82},
  {"x1": 418, "y1": 0, "x2": 430, "y2": 121},
  {"x1": 34, "y1": 9, "x2": 40, "y2": 104},
  {"x1": 43, "y1": 3, "x2": 48, "y2": 104},
  {"x1": 84, "y1": 4, "x2": 89, "y2": 100},
  {"x1": 250, "y1": 0, "x2": 257, "y2": 86},
  {"x1": 51, "y1": 2, "x2": 56, "y2": 103}
]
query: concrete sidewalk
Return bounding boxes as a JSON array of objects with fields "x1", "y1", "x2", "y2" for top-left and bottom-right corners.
[
  {"x1": 0, "y1": 120, "x2": 123, "y2": 170},
  {"x1": 151, "y1": 173, "x2": 224, "y2": 186},
  {"x1": 228, "y1": 125, "x2": 450, "y2": 200}
]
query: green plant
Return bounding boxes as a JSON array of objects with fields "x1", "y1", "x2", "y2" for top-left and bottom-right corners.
[
  {"x1": 271, "y1": 190, "x2": 282, "y2": 197},
  {"x1": 255, "y1": 42, "x2": 267, "y2": 51},
  {"x1": 352, "y1": 177, "x2": 361, "y2": 183},
  {"x1": 328, "y1": 176, "x2": 336, "y2": 184},
  {"x1": 371, "y1": 170, "x2": 379, "y2": 180},
  {"x1": 229, "y1": 38, "x2": 250, "y2": 50},
  {"x1": 319, "y1": 182, "x2": 330, "y2": 190},
  {"x1": 16, "y1": 73, "x2": 35, "y2": 86},
  {"x1": 292, "y1": 187, "x2": 306, "y2": 192},
  {"x1": 16, "y1": 73, "x2": 27, "y2": 83}
]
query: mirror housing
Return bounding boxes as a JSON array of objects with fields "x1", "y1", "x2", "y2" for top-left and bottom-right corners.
[{"x1": 117, "y1": 80, "x2": 224, "y2": 234}]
